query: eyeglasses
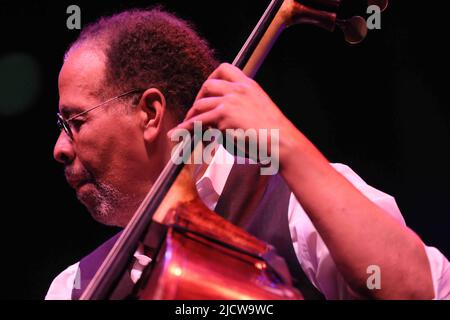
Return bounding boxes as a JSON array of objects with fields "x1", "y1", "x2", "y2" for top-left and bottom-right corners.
[{"x1": 57, "y1": 88, "x2": 143, "y2": 140}]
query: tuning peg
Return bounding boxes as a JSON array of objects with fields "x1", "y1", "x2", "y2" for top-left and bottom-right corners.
[
  {"x1": 336, "y1": 16, "x2": 368, "y2": 44},
  {"x1": 367, "y1": 0, "x2": 388, "y2": 12},
  {"x1": 288, "y1": 2, "x2": 337, "y2": 32},
  {"x1": 287, "y1": 1, "x2": 372, "y2": 44}
]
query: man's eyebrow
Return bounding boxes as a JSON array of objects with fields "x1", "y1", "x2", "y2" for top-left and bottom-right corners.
[{"x1": 59, "y1": 105, "x2": 85, "y2": 119}]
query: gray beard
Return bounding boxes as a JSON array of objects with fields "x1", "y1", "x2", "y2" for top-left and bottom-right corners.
[{"x1": 77, "y1": 180, "x2": 135, "y2": 227}]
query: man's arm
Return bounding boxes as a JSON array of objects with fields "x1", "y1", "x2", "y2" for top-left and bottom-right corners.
[
  {"x1": 277, "y1": 117, "x2": 434, "y2": 299},
  {"x1": 172, "y1": 63, "x2": 435, "y2": 299}
]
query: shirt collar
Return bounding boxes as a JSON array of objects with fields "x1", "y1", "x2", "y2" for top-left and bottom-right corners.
[{"x1": 194, "y1": 142, "x2": 235, "y2": 210}]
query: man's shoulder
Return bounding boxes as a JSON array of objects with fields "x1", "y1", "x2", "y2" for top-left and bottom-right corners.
[
  {"x1": 45, "y1": 262, "x2": 79, "y2": 300},
  {"x1": 46, "y1": 232, "x2": 122, "y2": 300}
]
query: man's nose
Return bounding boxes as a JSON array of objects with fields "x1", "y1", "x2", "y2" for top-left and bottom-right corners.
[{"x1": 53, "y1": 131, "x2": 75, "y2": 164}]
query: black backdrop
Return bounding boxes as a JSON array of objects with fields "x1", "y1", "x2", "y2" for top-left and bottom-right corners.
[{"x1": 0, "y1": 0, "x2": 448, "y2": 299}]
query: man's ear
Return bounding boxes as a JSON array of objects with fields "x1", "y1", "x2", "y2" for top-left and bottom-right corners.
[{"x1": 136, "y1": 88, "x2": 166, "y2": 143}]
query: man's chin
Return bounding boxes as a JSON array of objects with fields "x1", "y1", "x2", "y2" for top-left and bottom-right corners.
[
  {"x1": 87, "y1": 205, "x2": 119, "y2": 227},
  {"x1": 75, "y1": 181, "x2": 136, "y2": 227},
  {"x1": 76, "y1": 184, "x2": 117, "y2": 226}
]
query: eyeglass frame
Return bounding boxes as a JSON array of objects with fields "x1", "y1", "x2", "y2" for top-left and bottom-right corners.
[{"x1": 57, "y1": 88, "x2": 144, "y2": 140}]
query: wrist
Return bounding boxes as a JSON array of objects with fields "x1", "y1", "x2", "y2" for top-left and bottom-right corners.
[{"x1": 277, "y1": 122, "x2": 329, "y2": 176}]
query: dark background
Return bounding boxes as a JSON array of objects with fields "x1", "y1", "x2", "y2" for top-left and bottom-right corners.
[{"x1": 0, "y1": 0, "x2": 448, "y2": 299}]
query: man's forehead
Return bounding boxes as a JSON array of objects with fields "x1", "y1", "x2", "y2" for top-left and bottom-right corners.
[
  {"x1": 58, "y1": 46, "x2": 106, "y2": 115},
  {"x1": 60, "y1": 46, "x2": 105, "y2": 79}
]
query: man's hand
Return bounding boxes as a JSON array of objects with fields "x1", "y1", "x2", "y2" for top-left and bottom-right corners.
[
  {"x1": 171, "y1": 63, "x2": 288, "y2": 133},
  {"x1": 168, "y1": 63, "x2": 301, "y2": 167}
]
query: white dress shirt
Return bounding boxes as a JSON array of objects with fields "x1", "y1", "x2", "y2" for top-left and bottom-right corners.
[{"x1": 46, "y1": 145, "x2": 450, "y2": 300}]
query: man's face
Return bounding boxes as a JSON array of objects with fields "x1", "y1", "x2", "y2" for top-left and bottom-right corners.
[{"x1": 54, "y1": 46, "x2": 157, "y2": 227}]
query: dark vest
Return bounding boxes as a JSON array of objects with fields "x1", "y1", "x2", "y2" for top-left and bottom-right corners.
[{"x1": 72, "y1": 162, "x2": 324, "y2": 300}]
